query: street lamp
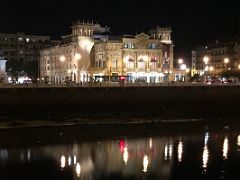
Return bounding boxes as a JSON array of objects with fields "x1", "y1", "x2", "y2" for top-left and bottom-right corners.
[
  {"x1": 209, "y1": 66, "x2": 214, "y2": 76},
  {"x1": 180, "y1": 64, "x2": 187, "y2": 81},
  {"x1": 59, "y1": 55, "x2": 66, "y2": 83},
  {"x1": 178, "y1": 58, "x2": 183, "y2": 65},
  {"x1": 203, "y1": 56, "x2": 209, "y2": 65},
  {"x1": 60, "y1": 55, "x2": 66, "y2": 62},
  {"x1": 74, "y1": 53, "x2": 81, "y2": 61},
  {"x1": 178, "y1": 58, "x2": 183, "y2": 70},
  {"x1": 203, "y1": 56, "x2": 209, "y2": 77},
  {"x1": 238, "y1": 64, "x2": 240, "y2": 70},
  {"x1": 224, "y1": 58, "x2": 229, "y2": 71},
  {"x1": 209, "y1": 66, "x2": 214, "y2": 72},
  {"x1": 180, "y1": 64, "x2": 187, "y2": 70}
]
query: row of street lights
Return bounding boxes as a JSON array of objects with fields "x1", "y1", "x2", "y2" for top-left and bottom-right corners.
[
  {"x1": 60, "y1": 53, "x2": 82, "y2": 62},
  {"x1": 177, "y1": 56, "x2": 235, "y2": 75},
  {"x1": 203, "y1": 56, "x2": 234, "y2": 71},
  {"x1": 178, "y1": 58, "x2": 190, "y2": 72},
  {"x1": 177, "y1": 58, "x2": 190, "y2": 81}
]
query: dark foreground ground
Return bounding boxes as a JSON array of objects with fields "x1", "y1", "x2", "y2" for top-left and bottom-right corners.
[{"x1": 0, "y1": 86, "x2": 240, "y2": 122}]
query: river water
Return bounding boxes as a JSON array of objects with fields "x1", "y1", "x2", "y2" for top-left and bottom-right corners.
[{"x1": 0, "y1": 126, "x2": 240, "y2": 179}]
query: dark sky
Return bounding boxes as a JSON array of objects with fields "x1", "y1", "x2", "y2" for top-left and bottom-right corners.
[{"x1": 0, "y1": 0, "x2": 240, "y2": 64}]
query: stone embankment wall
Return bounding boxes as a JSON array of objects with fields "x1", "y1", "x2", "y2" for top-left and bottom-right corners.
[{"x1": 0, "y1": 86, "x2": 239, "y2": 120}]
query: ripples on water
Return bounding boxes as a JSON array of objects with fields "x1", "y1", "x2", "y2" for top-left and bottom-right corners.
[{"x1": 1, "y1": 130, "x2": 240, "y2": 179}]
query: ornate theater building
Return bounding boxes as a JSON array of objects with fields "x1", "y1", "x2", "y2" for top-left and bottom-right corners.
[{"x1": 40, "y1": 21, "x2": 174, "y2": 84}]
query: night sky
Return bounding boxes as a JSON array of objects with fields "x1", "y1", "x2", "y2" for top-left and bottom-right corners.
[{"x1": 0, "y1": 0, "x2": 240, "y2": 64}]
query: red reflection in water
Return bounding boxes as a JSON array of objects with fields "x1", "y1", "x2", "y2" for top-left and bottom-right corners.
[{"x1": 119, "y1": 140, "x2": 125, "y2": 153}]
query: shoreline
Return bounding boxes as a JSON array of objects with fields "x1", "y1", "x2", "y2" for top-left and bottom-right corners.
[
  {"x1": 0, "y1": 117, "x2": 204, "y2": 129},
  {"x1": 0, "y1": 117, "x2": 238, "y2": 147}
]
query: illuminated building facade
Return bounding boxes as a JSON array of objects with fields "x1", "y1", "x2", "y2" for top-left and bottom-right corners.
[
  {"x1": 92, "y1": 27, "x2": 174, "y2": 83},
  {"x1": 191, "y1": 38, "x2": 240, "y2": 76},
  {"x1": 0, "y1": 33, "x2": 53, "y2": 80},
  {"x1": 40, "y1": 21, "x2": 109, "y2": 84},
  {"x1": 40, "y1": 21, "x2": 174, "y2": 84},
  {"x1": 0, "y1": 56, "x2": 7, "y2": 83}
]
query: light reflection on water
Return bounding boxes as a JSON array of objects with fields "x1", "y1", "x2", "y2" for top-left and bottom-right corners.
[
  {"x1": 1, "y1": 131, "x2": 240, "y2": 179},
  {"x1": 142, "y1": 154, "x2": 149, "y2": 173},
  {"x1": 238, "y1": 135, "x2": 240, "y2": 146},
  {"x1": 76, "y1": 163, "x2": 81, "y2": 177},
  {"x1": 202, "y1": 132, "x2": 209, "y2": 171},
  {"x1": 123, "y1": 147, "x2": 128, "y2": 165},
  {"x1": 178, "y1": 141, "x2": 183, "y2": 163},
  {"x1": 223, "y1": 137, "x2": 229, "y2": 160},
  {"x1": 202, "y1": 145, "x2": 209, "y2": 170},
  {"x1": 61, "y1": 155, "x2": 66, "y2": 168}
]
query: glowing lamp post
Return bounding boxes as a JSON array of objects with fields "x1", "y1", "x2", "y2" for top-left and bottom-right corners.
[
  {"x1": 74, "y1": 53, "x2": 81, "y2": 61},
  {"x1": 209, "y1": 66, "x2": 214, "y2": 76},
  {"x1": 203, "y1": 56, "x2": 209, "y2": 76},
  {"x1": 203, "y1": 56, "x2": 209, "y2": 65},
  {"x1": 178, "y1": 58, "x2": 183, "y2": 65},
  {"x1": 224, "y1": 58, "x2": 229, "y2": 71},
  {"x1": 178, "y1": 58, "x2": 183, "y2": 70},
  {"x1": 60, "y1": 55, "x2": 66, "y2": 62},
  {"x1": 180, "y1": 64, "x2": 187, "y2": 70},
  {"x1": 59, "y1": 55, "x2": 66, "y2": 83}
]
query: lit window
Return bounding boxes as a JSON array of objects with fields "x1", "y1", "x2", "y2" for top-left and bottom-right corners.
[
  {"x1": 126, "y1": 58, "x2": 134, "y2": 69},
  {"x1": 149, "y1": 44, "x2": 157, "y2": 49},
  {"x1": 112, "y1": 59, "x2": 118, "y2": 68},
  {"x1": 124, "y1": 43, "x2": 135, "y2": 49},
  {"x1": 98, "y1": 59, "x2": 105, "y2": 68},
  {"x1": 138, "y1": 59, "x2": 146, "y2": 69},
  {"x1": 150, "y1": 57, "x2": 157, "y2": 69}
]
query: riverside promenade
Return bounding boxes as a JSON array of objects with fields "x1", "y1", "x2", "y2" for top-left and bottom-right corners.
[{"x1": 0, "y1": 83, "x2": 240, "y2": 123}]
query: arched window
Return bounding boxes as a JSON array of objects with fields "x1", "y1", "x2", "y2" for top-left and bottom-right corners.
[
  {"x1": 150, "y1": 57, "x2": 157, "y2": 69},
  {"x1": 126, "y1": 58, "x2": 134, "y2": 69},
  {"x1": 112, "y1": 59, "x2": 118, "y2": 68},
  {"x1": 138, "y1": 58, "x2": 145, "y2": 69}
]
